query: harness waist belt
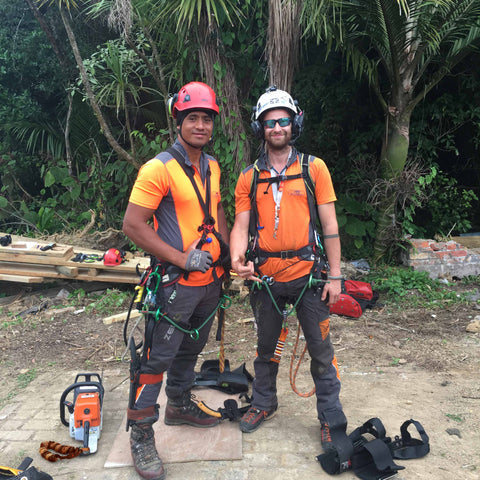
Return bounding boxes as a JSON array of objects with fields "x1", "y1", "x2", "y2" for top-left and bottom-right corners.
[{"x1": 257, "y1": 244, "x2": 315, "y2": 260}]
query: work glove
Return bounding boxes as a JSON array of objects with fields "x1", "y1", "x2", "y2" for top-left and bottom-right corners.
[{"x1": 185, "y1": 249, "x2": 213, "y2": 273}]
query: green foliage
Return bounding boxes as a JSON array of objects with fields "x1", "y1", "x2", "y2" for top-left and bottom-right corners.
[
  {"x1": 335, "y1": 193, "x2": 376, "y2": 258},
  {"x1": 365, "y1": 265, "x2": 470, "y2": 308},
  {"x1": 131, "y1": 124, "x2": 170, "y2": 162},
  {"x1": 17, "y1": 368, "x2": 37, "y2": 388},
  {"x1": 461, "y1": 275, "x2": 480, "y2": 286},
  {"x1": 85, "y1": 289, "x2": 131, "y2": 314},
  {"x1": 404, "y1": 168, "x2": 478, "y2": 238}
]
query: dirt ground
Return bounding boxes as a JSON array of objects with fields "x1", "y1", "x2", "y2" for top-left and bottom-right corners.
[{"x1": 1, "y1": 275, "x2": 479, "y2": 478}]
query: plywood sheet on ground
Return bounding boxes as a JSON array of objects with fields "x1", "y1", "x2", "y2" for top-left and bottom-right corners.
[{"x1": 105, "y1": 388, "x2": 243, "y2": 468}]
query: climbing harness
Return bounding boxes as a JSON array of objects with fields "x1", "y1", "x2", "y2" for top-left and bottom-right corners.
[
  {"x1": 252, "y1": 272, "x2": 329, "y2": 398},
  {"x1": 165, "y1": 146, "x2": 230, "y2": 276},
  {"x1": 316, "y1": 417, "x2": 430, "y2": 480},
  {"x1": 247, "y1": 150, "x2": 321, "y2": 275},
  {"x1": 123, "y1": 257, "x2": 233, "y2": 429}
]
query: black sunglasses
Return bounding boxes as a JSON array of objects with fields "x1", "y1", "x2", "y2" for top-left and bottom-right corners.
[{"x1": 262, "y1": 117, "x2": 292, "y2": 129}]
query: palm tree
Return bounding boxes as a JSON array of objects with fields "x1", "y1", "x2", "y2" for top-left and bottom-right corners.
[
  {"x1": 301, "y1": 0, "x2": 480, "y2": 259},
  {"x1": 38, "y1": 0, "x2": 141, "y2": 169},
  {"x1": 267, "y1": 0, "x2": 302, "y2": 91}
]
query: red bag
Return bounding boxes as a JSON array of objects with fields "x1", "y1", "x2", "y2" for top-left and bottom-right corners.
[
  {"x1": 344, "y1": 280, "x2": 374, "y2": 301},
  {"x1": 329, "y1": 279, "x2": 379, "y2": 318},
  {"x1": 330, "y1": 294, "x2": 363, "y2": 318}
]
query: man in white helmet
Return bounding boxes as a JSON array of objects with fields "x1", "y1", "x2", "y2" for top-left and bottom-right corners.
[{"x1": 230, "y1": 86, "x2": 346, "y2": 453}]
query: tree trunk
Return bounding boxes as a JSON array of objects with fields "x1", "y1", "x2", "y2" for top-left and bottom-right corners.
[
  {"x1": 25, "y1": 0, "x2": 67, "y2": 68},
  {"x1": 268, "y1": 0, "x2": 302, "y2": 91},
  {"x1": 58, "y1": 6, "x2": 141, "y2": 170},
  {"x1": 373, "y1": 106, "x2": 411, "y2": 260},
  {"x1": 198, "y1": 17, "x2": 250, "y2": 170}
]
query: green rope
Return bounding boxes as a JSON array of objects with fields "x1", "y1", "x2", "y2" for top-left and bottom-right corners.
[
  {"x1": 256, "y1": 274, "x2": 327, "y2": 318},
  {"x1": 143, "y1": 294, "x2": 231, "y2": 341}
]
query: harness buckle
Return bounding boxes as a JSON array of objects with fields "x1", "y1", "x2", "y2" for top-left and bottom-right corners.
[{"x1": 280, "y1": 250, "x2": 293, "y2": 259}]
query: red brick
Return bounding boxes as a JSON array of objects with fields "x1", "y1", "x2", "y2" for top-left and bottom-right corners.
[
  {"x1": 430, "y1": 242, "x2": 445, "y2": 251},
  {"x1": 450, "y1": 250, "x2": 468, "y2": 257}
]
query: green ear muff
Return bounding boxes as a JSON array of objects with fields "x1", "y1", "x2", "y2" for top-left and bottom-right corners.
[{"x1": 167, "y1": 94, "x2": 178, "y2": 117}]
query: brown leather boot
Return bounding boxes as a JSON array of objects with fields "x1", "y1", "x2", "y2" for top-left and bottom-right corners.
[
  {"x1": 129, "y1": 406, "x2": 165, "y2": 480},
  {"x1": 164, "y1": 392, "x2": 219, "y2": 428}
]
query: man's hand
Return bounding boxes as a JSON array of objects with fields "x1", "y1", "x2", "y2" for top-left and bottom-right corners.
[
  {"x1": 231, "y1": 256, "x2": 260, "y2": 282},
  {"x1": 321, "y1": 278, "x2": 342, "y2": 306},
  {"x1": 185, "y1": 249, "x2": 213, "y2": 273}
]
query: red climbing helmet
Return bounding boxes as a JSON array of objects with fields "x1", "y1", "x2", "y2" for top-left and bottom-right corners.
[
  {"x1": 103, "y1": 248, "x2": 124, "y2": 266},
  {"x1": 168, "y1": 82, "x2": 219, "y2": 119}
]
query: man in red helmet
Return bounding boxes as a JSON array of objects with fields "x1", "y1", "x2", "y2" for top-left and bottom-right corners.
[{"x1": 123, "y1": 82, "x2": 229, "y2": 480}]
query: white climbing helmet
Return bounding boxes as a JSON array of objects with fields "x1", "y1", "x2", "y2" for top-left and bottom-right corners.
[{"x1": 254, "y1": 85, "x2": 298, "y2": 120}]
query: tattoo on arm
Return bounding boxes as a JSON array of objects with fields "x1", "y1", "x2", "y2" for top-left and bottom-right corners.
[{"x1": 324, "y1": 234, "x2": 339, "y2": 239}]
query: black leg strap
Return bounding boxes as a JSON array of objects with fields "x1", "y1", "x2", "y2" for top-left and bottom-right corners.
[
  {"x1": 316, "y1": 417, "x2": 430, "y2": 479},
  {"x1": 316, "y1": 410, "x2": 354, "y2": 474},
  {"x1": 389, "y1": 419, "x2": 430, "y2": 460},
  {"x1": 351, "y1": 439, "x2": 405, "y2": 480}
]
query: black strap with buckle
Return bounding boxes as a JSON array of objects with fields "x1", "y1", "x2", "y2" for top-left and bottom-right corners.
[{"x1": 316, "y1": 417, "x2": 430, "y2": 480}]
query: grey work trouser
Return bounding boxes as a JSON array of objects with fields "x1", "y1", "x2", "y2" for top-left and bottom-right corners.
[
  {"x1": 134, "y1": 277, "x2": 222, "y2": 410},
  {"x1": 249, "y1": 275, "x2": 342, "y2": 419}
]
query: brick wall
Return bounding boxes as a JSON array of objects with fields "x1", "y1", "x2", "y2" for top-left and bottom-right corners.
[{"x1": 402, "y1": 238, "x2": 480, "y2": 279}]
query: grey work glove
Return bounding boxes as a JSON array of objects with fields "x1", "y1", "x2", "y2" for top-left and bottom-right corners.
[{"x1": 185, "y1": 249, "x2": 213, "y2": 273}]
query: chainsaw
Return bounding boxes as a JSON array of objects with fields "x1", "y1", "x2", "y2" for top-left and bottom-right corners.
[{"x1": 59, "y1": 373, "x2": 104, "y2": 455}]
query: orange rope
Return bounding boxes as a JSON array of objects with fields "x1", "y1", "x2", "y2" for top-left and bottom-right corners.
[
  {"x1": 289, "y1": 324, "x2": 316, "y2": 398},
  {"x1": 218, "y1": 312, "x2": 225, "y2": 373},
  {"x1": 39, "y1": 441, "x2": 86, "y2": 462}
]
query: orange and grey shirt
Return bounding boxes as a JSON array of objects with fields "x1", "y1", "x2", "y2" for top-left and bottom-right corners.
[
  {"x1": 129, "y1": 141, "x2": 223, "y2": 286},
  {"x1": 235, "y1": 149, "x2": 337, "y2": 282}
]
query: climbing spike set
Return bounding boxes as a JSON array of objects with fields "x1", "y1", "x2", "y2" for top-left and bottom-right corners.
[{"x1": 316, "y1": 417, "x2": 430, "y2": 480}]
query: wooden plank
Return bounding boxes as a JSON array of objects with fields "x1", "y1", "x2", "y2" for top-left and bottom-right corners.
[
  {"x1": 103, "y1": 309, "x2": 142, "y2": 325},
  {"x1": 0, "y1": 239, "x2": 73, "y2": 258},
  {"x1": 0, "y1": 261, "x2": 139, "y2": 284},
  {"x1": 0, "y1": 273, "x2": 44, "y2": 283},
  {"x1": 0, "y1": 251, "x2": 150, "y2": 275}
]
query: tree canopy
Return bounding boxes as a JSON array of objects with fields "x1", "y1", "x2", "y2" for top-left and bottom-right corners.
[{"x1": 0, "y1": 0, "x2": 478, "y2": 261}]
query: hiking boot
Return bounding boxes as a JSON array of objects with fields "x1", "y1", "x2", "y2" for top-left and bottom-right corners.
[
  {"x1": 164, "y1": 392, "x2": 219, "y2": 428},
  {"x1": 130, "y1": 422, "x2": 165, "y2": 480},
  {"x1": 239, "y1": 406, "x2": 277, "y2": 433}
]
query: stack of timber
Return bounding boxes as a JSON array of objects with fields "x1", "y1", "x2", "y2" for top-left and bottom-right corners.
[{"x1": 0, "y1": 233, "x2": 150, "y2": 284}]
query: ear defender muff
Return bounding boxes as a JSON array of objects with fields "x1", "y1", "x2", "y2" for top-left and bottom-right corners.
[
  {"x1": 167, "y1": 93, "x2": 178, "y2": 117},
  {"x1": 291, "y1": 101, "x2": 304, "y2": 142},
  {"x1": 251, "y1": 106, "x2": 264, "y2": 139}
]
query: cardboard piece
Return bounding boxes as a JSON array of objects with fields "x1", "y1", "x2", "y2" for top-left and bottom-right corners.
[{"x1": 105, "y1": 388, "x2": 243, "y2": 468}]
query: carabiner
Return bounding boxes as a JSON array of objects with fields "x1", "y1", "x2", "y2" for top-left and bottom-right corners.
[{"x1": 261, "y1": 275, "x2": 275, "y2": 286}]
